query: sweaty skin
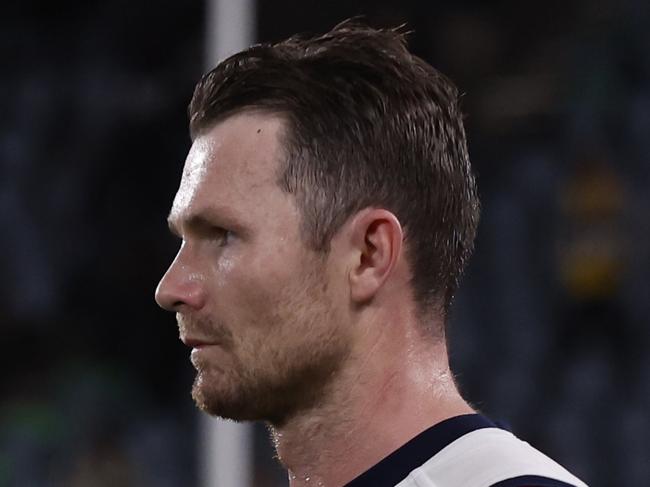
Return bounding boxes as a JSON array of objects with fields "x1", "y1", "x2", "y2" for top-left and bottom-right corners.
[{"x1": 156, "y1": 111, "x2": 474, "y2": 487}]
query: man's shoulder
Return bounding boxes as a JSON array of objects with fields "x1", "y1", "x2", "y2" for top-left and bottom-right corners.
[
  {"x1": 400, "y1": 426, "x2": 588, "y2": 487},
  {"x1": 345, "y1": 414, "x2": 588, "y2": 487}
]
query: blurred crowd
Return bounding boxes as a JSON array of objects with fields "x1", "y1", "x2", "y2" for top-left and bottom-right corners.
[{"x1": 1, "y1": 0, "x2": 648, "y2": 486}]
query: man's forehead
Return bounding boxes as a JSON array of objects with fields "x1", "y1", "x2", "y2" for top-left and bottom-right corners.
[
  {"x1": 171, "y1": 135, "x2": 218, "y2": 216},
  {"x1": 170, "y1": 112, "x2": 287, "y2": 221}
]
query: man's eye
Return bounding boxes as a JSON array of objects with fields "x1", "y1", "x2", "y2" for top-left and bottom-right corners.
[{"x1": 212, "y1": 227, "x2": 232, "y2": 246}]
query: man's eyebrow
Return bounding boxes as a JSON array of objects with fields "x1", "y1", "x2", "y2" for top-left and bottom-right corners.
[
  {"x1": 167, "y1": 208, "x2": 245, "y2": 237},
  {"x1": 167, "y1": 217, "x2": 181, "y2": 237}
]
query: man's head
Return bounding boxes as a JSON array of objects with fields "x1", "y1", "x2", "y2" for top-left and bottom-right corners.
[
  {"x1": 155, "y1": 22, "x2": 479, "y2": 424},
  {"x1": 189, "y1": 21, "x2": 479, "y2": 320}
]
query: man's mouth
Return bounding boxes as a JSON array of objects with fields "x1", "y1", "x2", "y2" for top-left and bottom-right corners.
[{"x1": 180, "y1": 336, "x2": 217, "y2": 349}]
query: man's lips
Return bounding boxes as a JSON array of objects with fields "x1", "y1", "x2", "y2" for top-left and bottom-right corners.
[{"x1": 180, "y1": 336, "x2": 219, "y2": 349}]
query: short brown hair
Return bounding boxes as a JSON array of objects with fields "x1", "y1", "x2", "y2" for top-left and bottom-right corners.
[{"x1": 189, "y1": 21, "x2": 480, "y2": 327}]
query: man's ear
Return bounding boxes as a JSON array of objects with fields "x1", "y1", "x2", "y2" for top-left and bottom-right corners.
[{"x1": 347, "y1": 208, "x2": 403, "y2": 304}]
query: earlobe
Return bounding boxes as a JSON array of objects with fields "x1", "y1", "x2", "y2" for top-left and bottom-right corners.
[{"x1": 348, "y1": 209, "x2": 403, "y2": 304}]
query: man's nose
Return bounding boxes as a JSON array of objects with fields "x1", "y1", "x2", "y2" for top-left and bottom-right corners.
[{"x1": 155, "y1": 256, "x2": 206, "y2": 312}]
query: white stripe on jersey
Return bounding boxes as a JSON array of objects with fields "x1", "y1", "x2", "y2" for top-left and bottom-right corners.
[{"x1": 395, "y1": 427, "x2": 589, "y2": 487}]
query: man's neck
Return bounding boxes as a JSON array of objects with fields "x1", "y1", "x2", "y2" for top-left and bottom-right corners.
[{"x1": 269, "y1": 329, "x2": 474, "y2": 487}]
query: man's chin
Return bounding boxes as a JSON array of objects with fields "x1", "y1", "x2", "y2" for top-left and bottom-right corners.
[{"x1": 191, "y1": 376, "x2": 259, "y2": 422}]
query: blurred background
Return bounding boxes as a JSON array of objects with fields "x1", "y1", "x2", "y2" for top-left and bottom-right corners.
[{"x1": 2, "y1": 0, "x2": 649, "y2": 485}]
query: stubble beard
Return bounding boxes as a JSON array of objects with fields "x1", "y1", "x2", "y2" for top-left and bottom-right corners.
[{"x1": 191, "y1": 269, "x2": 351, "y2": 427}]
